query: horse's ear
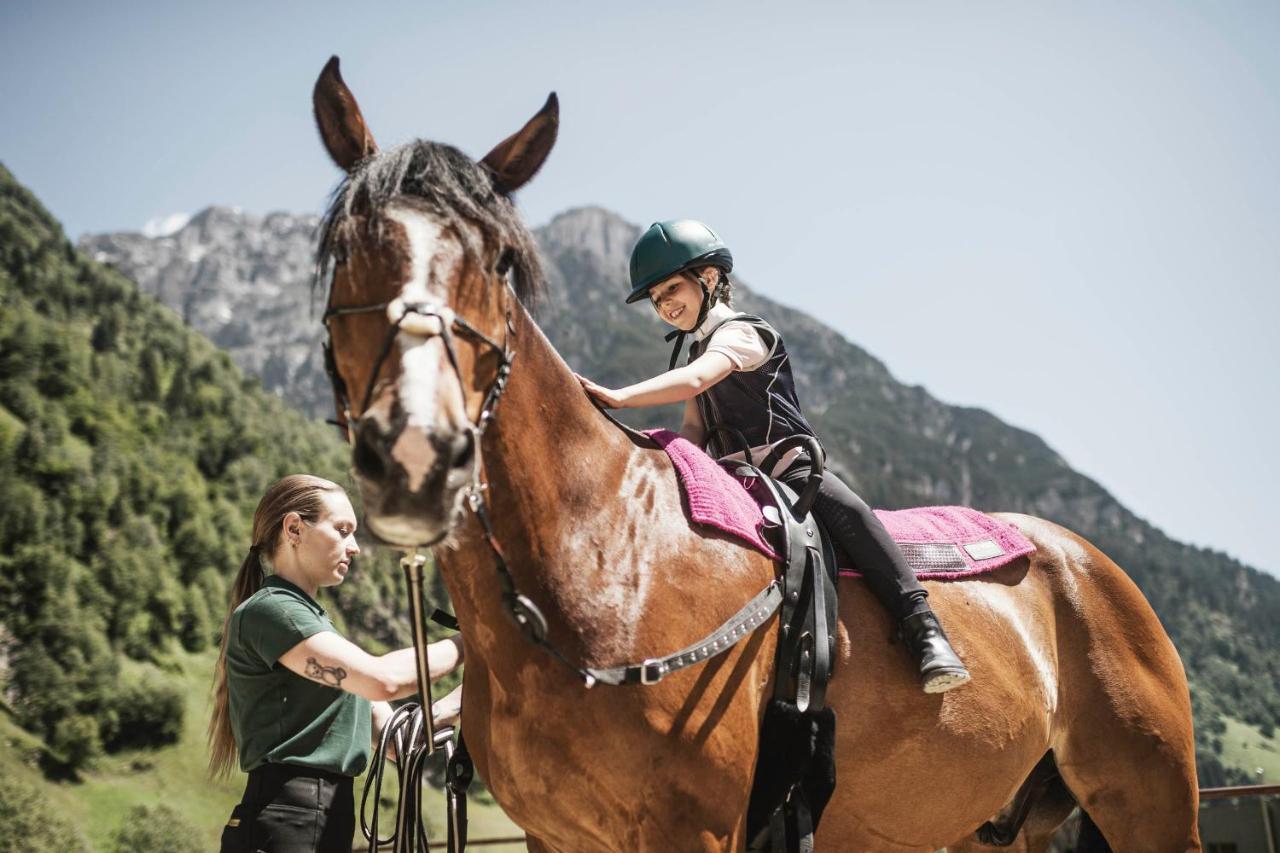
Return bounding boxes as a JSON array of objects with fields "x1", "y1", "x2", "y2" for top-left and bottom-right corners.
[
  {"x1": 481, "y1": 93, "x2": 559, "y2": 195},
  {"x1": 313, "y1": 56, "x2": 378, "y2": 173}
]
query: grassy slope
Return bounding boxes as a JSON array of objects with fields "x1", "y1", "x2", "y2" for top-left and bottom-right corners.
[
  {"x1": 1219, "y1": 717, "x2": 1280, "y2": 785},
  {"x1": 1, "y1": 648, "x2": 524, "y2": 851}
]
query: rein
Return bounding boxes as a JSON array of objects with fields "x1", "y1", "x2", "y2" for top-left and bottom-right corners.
[{"x1": 324, "y1": 249, "x2": 785, "y2": 851}]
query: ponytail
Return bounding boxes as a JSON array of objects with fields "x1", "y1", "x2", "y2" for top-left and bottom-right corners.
[
  {"x1": 206, "y1": 474, "x2": 342, "y2": 779},
  {"x1": 710, "y1": 268, "x2": 733, "y2": 308},
  {"x1": 207, "y1": 548, "x2": 265, "y2": 778}
]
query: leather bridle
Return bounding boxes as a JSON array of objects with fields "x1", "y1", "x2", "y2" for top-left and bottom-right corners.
[
  {"x1": 321, "y1": 251, "x2": 517, "y2": 451},
  {"x1": 321, "y1": 235, "x2": 794, "y2": 852},
  {"x1": 321, "y1": 246, "x2": 787, "y2": 686}
]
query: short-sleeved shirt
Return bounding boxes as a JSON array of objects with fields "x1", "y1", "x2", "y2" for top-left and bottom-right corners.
[
  {"x1": 225, "y1": 574, "x2": 371, "y2": 776},
  {"x1": 691, "y1": 303, "x2": 820, "y2": 476},
  {"x1": 694, "y1": 303, "x2": 770, "y2": 372}
]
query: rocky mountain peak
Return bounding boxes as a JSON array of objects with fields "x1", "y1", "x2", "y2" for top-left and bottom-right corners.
[{"x1": 537, "y1": 206, "x2": 639, "y2": 268}]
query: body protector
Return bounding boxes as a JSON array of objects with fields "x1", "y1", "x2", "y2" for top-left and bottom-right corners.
[{"x1": 688, "y1": 313, "x2": 821, "y2": 460}]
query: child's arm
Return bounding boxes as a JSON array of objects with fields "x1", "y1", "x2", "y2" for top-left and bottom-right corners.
[
  {"x1": 679, "y1": 398, "x2": 705, "y2": 445},
  {"x1": 575, "y1": 352, "x2": 734, "y2": 409}
]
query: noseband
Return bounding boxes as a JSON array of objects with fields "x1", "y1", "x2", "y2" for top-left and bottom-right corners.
[
  {"x1": 322, "y1": 240, "x2": 786, "y2": 682},
  {"x1": 321, "y1": 251, "x2": 516, "y2": 451}
]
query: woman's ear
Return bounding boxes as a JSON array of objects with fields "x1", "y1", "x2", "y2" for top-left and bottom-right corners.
[{"x1": 281, "y1": 511, "x2": 303, "y2": 545}]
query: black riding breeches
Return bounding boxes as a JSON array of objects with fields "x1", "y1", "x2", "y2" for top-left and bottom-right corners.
[
  {"x1": 779, "y1": 463, "x2": 929, "y2": 622},
  {"x1": 220, "y1": 763, "x2": 355, "y2": 853}
]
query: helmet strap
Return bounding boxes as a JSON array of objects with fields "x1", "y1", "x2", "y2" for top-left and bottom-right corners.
[{"x1": 663, "y1": 272, "x2": 714, "y2": 370}]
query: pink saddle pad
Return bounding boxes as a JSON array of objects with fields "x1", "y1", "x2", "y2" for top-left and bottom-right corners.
[{"x1": 647, "y1": 429, "x2": 1035, "y2": 578}]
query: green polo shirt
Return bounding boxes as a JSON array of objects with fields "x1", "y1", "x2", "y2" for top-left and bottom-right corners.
[{"x1": 225, "y1": 575, "x2": 371, "y2": 776}]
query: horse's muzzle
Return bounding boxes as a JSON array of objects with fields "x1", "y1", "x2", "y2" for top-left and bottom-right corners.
[{"x1": 350, "y1": 415, "x2": 473, "y2": 546}]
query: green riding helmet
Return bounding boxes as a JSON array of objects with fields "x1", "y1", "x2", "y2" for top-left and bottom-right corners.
[{"x1": 626, "y1": 220, "x2": 734, "y2": 304}]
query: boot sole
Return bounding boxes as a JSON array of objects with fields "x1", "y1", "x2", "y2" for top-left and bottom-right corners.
[{"x1": 922, "y1": 670, "x2": 972, "y2": 694}]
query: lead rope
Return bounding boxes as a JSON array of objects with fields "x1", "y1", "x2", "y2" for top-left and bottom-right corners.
[
  {"x1": 345, "y1": 268, "x2": 783, "y2": 849},
  {"x1": 361, "y1": 548, "x2": 469, "y2": 853}
]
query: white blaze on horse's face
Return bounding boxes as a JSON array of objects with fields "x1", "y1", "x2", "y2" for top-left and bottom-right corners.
[
  {"x1": 384, "y1": 206, "x2": 469, "y2": 438},
  {"x1": 351, "y1": 205, "x2": 475, "y2": 546}
]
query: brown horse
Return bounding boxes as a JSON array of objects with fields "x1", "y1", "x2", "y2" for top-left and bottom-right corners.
[{"x1": 311, "y1": 57, "x2": 1201, "y2": 852}]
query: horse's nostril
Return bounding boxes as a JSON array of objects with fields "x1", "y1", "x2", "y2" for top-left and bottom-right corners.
[
  {"x1": 353, "y1": 423, "x2": 387, "y2": 482},
  {"x1": 449, "y1": 431, "x2": 474, "y2": 471}
]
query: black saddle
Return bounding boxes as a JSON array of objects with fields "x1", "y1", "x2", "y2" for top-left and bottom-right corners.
[{"x1": 717, "y1": 433, "x2": 840, "y2": 853}]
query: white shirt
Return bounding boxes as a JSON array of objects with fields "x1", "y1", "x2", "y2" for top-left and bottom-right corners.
[{"x1": 693, "y1": 302, "x2": 769, "y2": 372}]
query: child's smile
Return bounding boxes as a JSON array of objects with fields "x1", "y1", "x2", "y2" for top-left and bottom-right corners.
[{"x1": 648, "y1": 274, "x2": 705, "y2": 332}]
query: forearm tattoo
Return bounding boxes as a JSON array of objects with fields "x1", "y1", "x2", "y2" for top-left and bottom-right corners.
[{"x1": 305, "y1": 656, "x2": 348, "y2": 688}]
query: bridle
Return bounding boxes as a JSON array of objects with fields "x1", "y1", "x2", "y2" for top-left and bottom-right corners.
[
  {"x1": 320, "y1": 249, "x2": 517, "y2": 452},
  {"x1": 320, "y1": 238, "x2": 786, "y2": 688},
  {"x1": 319, "y1": 232, "x2": 790, "y2": 852},
  {"x1": 321, "y1": 246, "x2": 525, "y2": 853}
]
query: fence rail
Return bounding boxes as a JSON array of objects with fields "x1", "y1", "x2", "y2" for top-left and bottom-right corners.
[
  {"x1": 427, "y1": 837, "x2": 527, "y2": 850},
  {"x1": 1200, "y1": 783, "x2": 1280, "y2": 801},
  {"x1": 420, "y1": 785, "x2": 1280, "y2": 849}
]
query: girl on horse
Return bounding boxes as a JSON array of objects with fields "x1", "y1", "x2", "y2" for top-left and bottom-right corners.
[
  {"x1": 576, "y1": 220, "x2": 971, "y2": 693},
  {"x1": 208, "y1": 474, "x2": 463, "y2": 852}
]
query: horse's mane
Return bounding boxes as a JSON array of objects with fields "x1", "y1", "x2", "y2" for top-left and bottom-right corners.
[{"x1": 314, "y1": 140, "x2": 544, "y2": 306}]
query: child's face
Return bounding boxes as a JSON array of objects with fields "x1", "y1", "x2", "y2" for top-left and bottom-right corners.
[{"x1": 647, "y1": 274, "x2": 706, "y2": 331}]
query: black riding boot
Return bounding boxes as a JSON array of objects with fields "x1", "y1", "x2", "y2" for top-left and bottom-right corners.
[{"x1": 900, "y1": 609, "x2": 971, "y2": 694}]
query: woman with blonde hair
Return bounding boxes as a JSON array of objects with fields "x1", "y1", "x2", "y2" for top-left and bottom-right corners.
[{"x1": 209, "y1": 474, "x2": 462, "y2": 852}]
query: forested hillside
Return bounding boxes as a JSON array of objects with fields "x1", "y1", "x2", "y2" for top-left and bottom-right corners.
[{"x1": 0, "y1": 164, "x2": 425, "y2": 846}]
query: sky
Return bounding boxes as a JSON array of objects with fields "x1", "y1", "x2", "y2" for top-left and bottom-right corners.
[{"x1": 3, "y1": 0, "x2": 1278, "y2": 577}]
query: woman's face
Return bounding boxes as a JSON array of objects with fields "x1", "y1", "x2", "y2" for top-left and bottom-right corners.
[
  {"x1": 293, "y1": 491, "x2": 361, "y2": 589},
  {"x1": 647, "y1": 272, "x2": 707, "y2": 331}
]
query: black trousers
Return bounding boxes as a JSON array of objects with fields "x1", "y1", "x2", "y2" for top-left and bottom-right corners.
[
  {"x1": 779, "y1": 462, "x2": 928, "y2": 622},
  {"x1": 220, "y1": 763, "x2": 356, "y2": 853}
]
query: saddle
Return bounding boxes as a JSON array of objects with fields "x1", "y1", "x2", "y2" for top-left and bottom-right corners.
[{"x1": 731, "y1": 441, "x2": 841, "y2": 853}]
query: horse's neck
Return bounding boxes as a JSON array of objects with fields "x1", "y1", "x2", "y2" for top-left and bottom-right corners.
[
  {"x1": 487, "y1": 308, "x2": 632, "y2": 527},
  {"x1": 442, "y1": 306, "x2": 639, "y2": 636}
]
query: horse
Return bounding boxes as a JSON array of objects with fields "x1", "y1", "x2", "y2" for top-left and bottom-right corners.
[{"x1": 310, "y1": 56, "x2": 1201, "y2": 852}]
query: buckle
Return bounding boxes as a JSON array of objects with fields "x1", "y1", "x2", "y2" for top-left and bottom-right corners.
[{"x1": 640, "y1": 658, "x2": 666, "y2": 685}]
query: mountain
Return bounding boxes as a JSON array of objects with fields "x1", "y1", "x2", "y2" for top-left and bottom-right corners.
[
  {"x1": 79, "y1": 204, "x2": 1280, "y2": 785},
  {"x1": 79, "y1": 207, "x2": 333, "y2": 418}
]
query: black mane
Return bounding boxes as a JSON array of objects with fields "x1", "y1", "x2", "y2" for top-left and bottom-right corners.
[{"x1": 315, "y1": 141, "x2": 544, "y2": 305}]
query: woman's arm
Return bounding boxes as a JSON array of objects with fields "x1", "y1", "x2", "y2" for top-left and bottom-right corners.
[
  {"x1": 576, "y1": 351, "x2": 734, "y2": 409},
  {"x1": 371, "y1": 700, "x2": 393, "y2": 737},
  {"x1": 278, "y1": 633, "x2": 464, "y2": 703}
]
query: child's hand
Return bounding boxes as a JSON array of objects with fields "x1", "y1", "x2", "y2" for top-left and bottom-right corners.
[{"x1": 575, "y1": 373, "x2": 627, "y2": 408}]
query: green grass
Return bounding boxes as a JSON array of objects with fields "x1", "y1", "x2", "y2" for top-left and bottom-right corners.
[
  {"x1": 1219, "y1": 716, "x2": 1280, "y2": 785},
  {"x1": 0, "y1": 649, "x2": 525, "y2": 851}
]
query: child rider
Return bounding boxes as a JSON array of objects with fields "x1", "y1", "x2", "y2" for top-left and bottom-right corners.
[{"x1": 575, "y1": 220, "x2": 971, "y2": 693}]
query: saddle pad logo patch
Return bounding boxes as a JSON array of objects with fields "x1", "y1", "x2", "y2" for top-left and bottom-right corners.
[{"x1": 963, "y1": 539, "x2": 1005, "y2": 560}]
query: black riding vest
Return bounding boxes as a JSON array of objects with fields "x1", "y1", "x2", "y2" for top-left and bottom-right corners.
[{"x1": 688, "y1": 313, "x2": 820, "y2": 460}]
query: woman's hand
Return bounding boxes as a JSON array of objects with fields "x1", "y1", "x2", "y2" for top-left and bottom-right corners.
[
  {"x1": 432, "y1": 684, "x2": 463, "y2": 729},
  {"x1": 575, "y1": 373, "x2": 628, "y2": 409}
]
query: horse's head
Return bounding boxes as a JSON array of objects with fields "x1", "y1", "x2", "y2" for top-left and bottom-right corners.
[{"x1": 312, "y1": 57, "x2": 557, "y2": 547}]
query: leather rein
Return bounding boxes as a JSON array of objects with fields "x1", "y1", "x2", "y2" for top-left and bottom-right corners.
[{"x1": 320, "y1": 253, "x2": 784, "y2": 688}]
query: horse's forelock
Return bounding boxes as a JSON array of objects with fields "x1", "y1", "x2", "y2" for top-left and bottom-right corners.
[{"x1": 313, "y1": 140, "x2": 544, "y2": 309}]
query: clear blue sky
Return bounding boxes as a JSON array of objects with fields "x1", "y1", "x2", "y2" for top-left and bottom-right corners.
[{"x1": 3, "y1": 1, "x2": 1278, "y2": 577}]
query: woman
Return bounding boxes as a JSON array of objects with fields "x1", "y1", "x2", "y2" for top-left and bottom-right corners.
[
  {"x1": 209, "y1": 474, "x2": 463, "y2": 852},
  {"x1": 576, "y1": 220, "x2": 970, "y2": 693}
]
